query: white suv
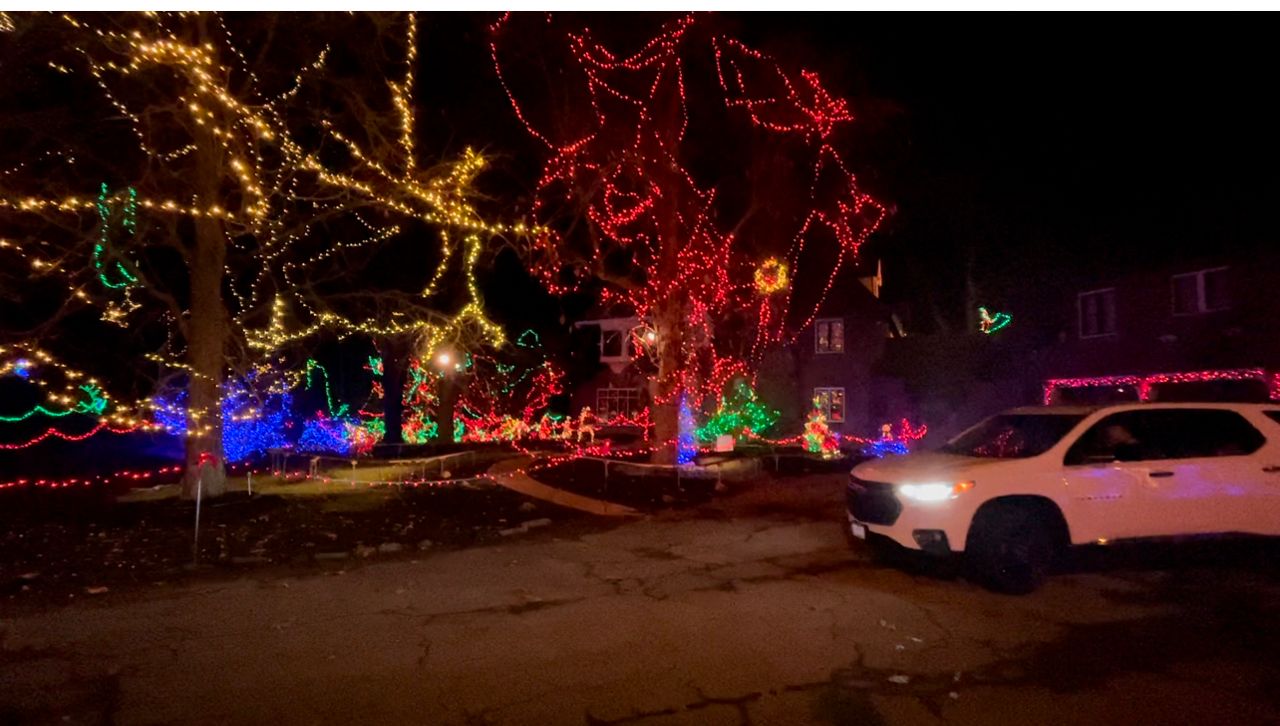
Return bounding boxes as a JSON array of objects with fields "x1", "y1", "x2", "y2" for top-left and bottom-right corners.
[{"x1": 847, "y1": 403, "x2": 1280, "y2": 593}]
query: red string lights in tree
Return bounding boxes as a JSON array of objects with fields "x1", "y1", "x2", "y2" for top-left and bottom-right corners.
[{"x1": 490, "y1": 14, "x2": 885, "y2": 457}]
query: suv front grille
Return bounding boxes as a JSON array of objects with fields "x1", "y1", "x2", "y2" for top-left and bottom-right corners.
[{"x1": 847, "y1": 475, "x2": 902, "y2": 525}]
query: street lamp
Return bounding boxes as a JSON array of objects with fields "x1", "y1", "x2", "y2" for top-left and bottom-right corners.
[{"x1": 435, "y1": 351, "x2": 453, "y2": 370}]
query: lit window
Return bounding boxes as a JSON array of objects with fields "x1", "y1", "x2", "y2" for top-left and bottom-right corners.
[
  {"x1": 1172, "y1": 267, "x2": 1229, "y2": 315},
  {"x1": 814, "y1": 387, "x2": 846, "y2": 423},
  {"x1": 815, "y1": 318, "x2": 844, "y2": 354},
  {"x1": 1078, "y1": 288, "x2": 1116, "y2": 338}
]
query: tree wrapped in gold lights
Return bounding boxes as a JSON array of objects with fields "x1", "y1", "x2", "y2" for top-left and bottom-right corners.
[{"x1": 0, "y1": 13, "x2": 536, "y2": 497}]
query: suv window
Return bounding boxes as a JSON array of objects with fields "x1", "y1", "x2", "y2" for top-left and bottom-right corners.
[
  {"x1": 1065, "y1": 409, "x2": 1265, "y2": 465},
  {"x1": 1265, "y1": 411, "x2": 1280, "y2": 426},
  {"x1": 941, "y1": 414, "x2": 1085, "y2": 459}
]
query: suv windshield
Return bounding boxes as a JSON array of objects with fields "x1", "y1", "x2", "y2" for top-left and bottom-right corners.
[{"x1": 941, "y1": 414, "x2": 1086, "y2": 459}]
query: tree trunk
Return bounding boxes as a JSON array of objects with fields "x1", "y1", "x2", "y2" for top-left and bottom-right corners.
[
  {"x1": 182, "y1": 214, "x2": 227, "y2": 499},
  {"x1": 436, "y1": 373, "x2": 460, "y2": 443},
  {"x1": 379, "y1": 339, "x2": 408, "y2": 446},
  {"x1": 650, "y1": 294, "x2": 684, "y2": 464},
  {"x1": 182, "y1": 53, "x2": 228, "y2": 499}
]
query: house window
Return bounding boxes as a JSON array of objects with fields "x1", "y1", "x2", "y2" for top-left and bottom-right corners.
[
  {"x1": 601, "y1": 329, "x2": 625, "y2": 359},
  {"x1": 814, "y1": 387, "x2": 846, "y2": 423},
  {"x1": 1078, "y1": 288, "x2": 1116, "y2": 338},
  {"x1": 1172, "y1": 267, "x2": 1229, "y2": 315},
  {"x1": 815, "y1": 318, "x2": 844, "y2": 354},
  {"x1": 597, "y1": 387, "x2": 642, "y2": 419}
]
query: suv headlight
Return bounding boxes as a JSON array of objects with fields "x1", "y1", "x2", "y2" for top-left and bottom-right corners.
[{"x1": 898, "y1": 480, "x2": 974, "y2": 502}]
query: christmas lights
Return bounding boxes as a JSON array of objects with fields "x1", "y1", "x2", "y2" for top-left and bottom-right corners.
[
  {"x1": 0, "y1": 421, "x2": 149, "y2": 450},
  {"x1": 754, "y1": 258, "x2": 789, "y2": 295},
  {"x1": 93, "y1": 183, "x2": 140, "y2": 290},
  {"x1": 978, "y1": 306, "x2": 1011, "y2": 335},
  {"x1": 695, "y1": 379, "x2": 779, "y2": 442},
  {"x1": 0, "y1": 383, "x2": 108, "y2": 423},
  {"x1": 858, "y1": 419, "x2": 928, "y2": 458},
  {"x1": 677, "y1": 393, "x2": 697, "y2": 465},
  {"x1": 801, "y1": 397, "x2": 840, "y2": 458},
  {"x1": 1, "y1": 13, "x2": 542, "y2": 482},
  {"x1": 1042, "y1": 367, "x2": 1278, "y2": 405},
  {"x1": 490, "y1": 13, "x2": 885, "y2": 438},
  {"x1": 152, "y1": 372, "x2": 291, "y2": 462}
]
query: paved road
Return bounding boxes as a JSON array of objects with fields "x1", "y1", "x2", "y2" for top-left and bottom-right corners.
[{"x1": 3, "y1": 476, "x2": 1279, "y2": 725}]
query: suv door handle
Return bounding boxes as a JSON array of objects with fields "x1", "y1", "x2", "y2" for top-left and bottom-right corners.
[
  {"x1": 1148, "y1": 471, "x2": 1175, "y2": 478},
  {"x1": 1264, "y1": 465, "x2": 1280, "y2": 473}
]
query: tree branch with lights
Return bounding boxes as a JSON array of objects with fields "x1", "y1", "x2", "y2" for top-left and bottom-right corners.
[
  {"x1": 490, "y1": 13, "x2": 886, "y2": 462},
  {"x1": 0, "y1": 12, "x2": 538, "y2": 496}
]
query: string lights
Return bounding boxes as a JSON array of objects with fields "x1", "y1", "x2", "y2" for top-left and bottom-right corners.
[
  {"x1": 978, "y1": 306, "x2": 1011, "y2": 335},
  {"x1": 1043, "y1": 367, "x2": 1280, "y2": 405},
  {"x1": 695, "y1": 379, "x2": 779, "y2": 442},
  {"x1": 801, "y1": 397, "x2": 840, "y2": 458},
  {"x1": 0, "y1": 13, "x2": 545, "y2": 469},
  {"x1": 490, "y1": 13, "x2": 885, "y2": 424}
]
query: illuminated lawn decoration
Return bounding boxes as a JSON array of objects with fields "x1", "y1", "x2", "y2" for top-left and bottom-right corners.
[
  {"x1": 696, "y1": 379, "x2": 779, "y2": 442},
  {"x1": 978, "y1": 306, "x2": 1012, "y2": 335},
  {"x1": 859, "y1": 419, "x2": 928, "y2": 458},
  {"x1": 802, "y1": 397, "x2": 840, "y2": 458},
  {"x1": 677, "y1": 393, "x2": 697, "y2": 465},
  {"x1": 1042, "y1": 367, "x2": 1279, "y2": 405}
]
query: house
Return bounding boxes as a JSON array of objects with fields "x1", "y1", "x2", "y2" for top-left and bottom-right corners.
[
  {"x1": 1040, "y1": 253, "x2": 1280, "y2": 404},
  {"x1": 775, "y1": 261, "x2": 912, "y2": 437},
  {"x1": 568, "y1": 312, "x2": 651, "y2": 422},
  {"x1": 567, "y1": 261, "x2": 912, "y2": 439}
]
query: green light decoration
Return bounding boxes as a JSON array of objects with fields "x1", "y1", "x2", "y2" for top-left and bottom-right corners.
[
  {"x1": 0, "y1": 383, "x2": 109, "y2": 423},
  {"x1": 93, "y1": 183, "x2": 141, "y2": 290},
  {"x1": 978, "y1": 306, "x2": 1012, "y2": 335},
  {"x1": 695, "y1": 379, "x2": 780, "y2": 442},
  {"x1": 516, "y1": 329, "x2": 541, "y2": 348},
  {"x1": 304, "y1": 358, "x2": 349, "y2": 418}
]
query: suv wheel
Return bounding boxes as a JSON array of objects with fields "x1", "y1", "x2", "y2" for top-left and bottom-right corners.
[{"x1": 966, "y1": 501, "x2": 1057, "y2": 594}]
